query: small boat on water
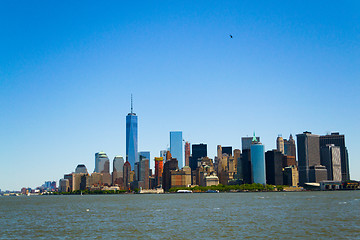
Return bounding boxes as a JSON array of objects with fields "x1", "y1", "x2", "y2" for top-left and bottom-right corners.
[
  {"x1": 177, "y1": 190, "x2": 193, "y2": 193},
  {"x1": 206, "y1": 190, "x2": 219, "y2": 193}
]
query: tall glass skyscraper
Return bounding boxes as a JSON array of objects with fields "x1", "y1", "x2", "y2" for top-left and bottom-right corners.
[
  {"x1": 170, "y1": 131, "x2": 183, "y2": 168},
  {"x1": 126, "y1": 96, "x2": 138, "y2": 170},
  {"x1": 94, "y1": 152, "x2": 110, "y2": 173},
  {"x1": 251, "y1": 137, "x2": 266, "y2": 185}
]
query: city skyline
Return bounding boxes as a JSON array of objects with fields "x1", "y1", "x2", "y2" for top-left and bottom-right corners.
[{"x1": 1, "y1": 1, "x2": 359, "y2": 190}]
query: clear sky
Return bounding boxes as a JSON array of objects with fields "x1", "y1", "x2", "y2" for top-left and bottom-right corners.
[{"x1": 1, "y1": 1, "x2": 359, "y2": 191}]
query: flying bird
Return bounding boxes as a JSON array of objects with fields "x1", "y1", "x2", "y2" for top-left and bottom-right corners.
[{"x1": 229, "y1": 34, "x2": 233, "y2": 38}]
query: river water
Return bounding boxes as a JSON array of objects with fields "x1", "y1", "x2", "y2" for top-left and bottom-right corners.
[{"x1": 0, "y1": 191, "x2": 359, "y2": 239}]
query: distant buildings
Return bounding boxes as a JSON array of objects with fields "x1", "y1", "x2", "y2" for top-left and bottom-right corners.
[
  {"x1": 170, "y1": 131, "x2": 183, "y2": 168},
  {"x1": 126, "y1": 96, "x2": 138, "y2": 170},
  {"x1": 54, "y1": 101, "x2": 354, "y2": 193}
]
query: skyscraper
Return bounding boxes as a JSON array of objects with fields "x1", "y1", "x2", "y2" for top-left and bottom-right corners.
[
  {"x1": 94, "y1": 152, "x2": 110, "y2": 173},
  {"x1": 242, "y1": 136, "x2": 260, "y2": 151},
  {"x1": 154, "y1": 157, "x2": 164, "y2": 187},
  {"x1": 284, "y1": 134, "x2": 296, "y2": 160},
  {"x1": 320, "y1": 144, "x2": 341, "y2": 181},
  {"x1": 138, "y1": 151, "x2": 150, "y2": 161},
  {"x1": 113, "y1": 156, "x2": 124, "y2": 185},
  {"x1": 222, "y1": 146, "x2": 232, "y2": 156},
  {"x1": 123, "y1": 161, "x2": 131, "y2": 190},
  {"x1": 139, "y1": 158, "x2": 150, "y2": 189},
  {"x1": 170, "y1": 131, "x2": 183, "y2": 168},
  {"x1": 162, "y1": 158, "x2": 179, "y2": 191},
  {"x1": 297, "y1": 131, "x2": 321, "y2": 186},
  {"x1": 190, "y1": 143, "x2": 207, "y2": 171},
  {"x1": 126, "y1": 95, "x2": 138, "y2": 170},
  {"x1": 75, "y1": 164, "x2": 88, "y2": 174},
  {"x1": 319, "y1": 132, "x2": 350, "y2": 181},
  {"x1": 265, "y1": 150, "x2": 283, "y2": 185},
  {"x1": 251, "y1": 136, "x2": 266, "y2": 185},
  {"x1": 238, "y1": 149, "x2": 252, "y2": 184},
  {"x1": 276, "y1": 135, "x2": 284, "y2": 154},
  {"x1": 184, "y1": 141, "x2": 190, "y2": 167},
  {"x1": 160, "y1": 150, "x2": 167, "y2": 161}
]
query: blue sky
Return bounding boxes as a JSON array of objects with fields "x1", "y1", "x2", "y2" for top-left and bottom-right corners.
[{"x1": 1, "y1": 1, "x2": 359, "y2": 190}]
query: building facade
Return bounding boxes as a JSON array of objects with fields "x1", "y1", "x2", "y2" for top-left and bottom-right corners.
[
  {"x1": 185, "y1": 141, "x2": 190, "y2": 167},
  {"x1": 154, "y1": 157, "x2": 164, "y2": 187},
  {"x1": 94, "y1": 152, "x2": 110, "y2": 173},
  {"x1": 170, "y1": 131, "x2": 183, "y2": 168},
  {"x1": 284, "y1": 134, "x2": 296, "y2": 160},
  {"x1": 320, "y1": 144, "x2": 342, "y2": 181},
  {"x1": 319, "y1": 132, "x2": 350, "y2": 181},
  {"x1": 113, "y1": 156, "x2": 124, "y2": 186},
  {"x1": 162, "y1": 158, "x2": 178, "y2": 191},
  {"x1": 75, "y1": 164, "x2": 88, "y2": 174},
  {"x1": 251, "y1": 140, "x2": 266, "y2": 185},
  {"x1": 265, "y1": 150, "x2": 283, "y2": 185},
  {"x1": 190, "y1": 143, "x2": 207, "y2": 171},
  {"x1": 297, "y1": 131, "x2": 321, "y2": 186},
  {"x1": 276, "y1": 136, "x2": 284, "y2": 154},
  {"x1": 242, "y1": 136, "x2": 260, "y2": 151}
]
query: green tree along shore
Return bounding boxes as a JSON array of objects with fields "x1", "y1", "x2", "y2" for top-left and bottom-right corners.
[{"x1": 169, "y1": 184, "x2": 287, "y2": 193}]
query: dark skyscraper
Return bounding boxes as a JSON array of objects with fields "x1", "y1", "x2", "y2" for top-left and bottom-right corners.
[
  {"x1": 189, "y1": 143, "x2": 207, "y2": 171},
  {"x1": 162, "y1": 158, "x2": 178, "y2": 191},
  {"x1": 242, "y1": 136, "x2": 260, "y2": 151},
  {"x1": 319, "y1": 132, "x2": 350, "y2": 181},
  {"x1": 238, "y1": 149, "x2": 252, "y2": 184},
  {"x1": 297, "y1": 131, "x2": 321, "y2": 186},
  {"x1": 222, "y1": 146, "x2": 232, "y2": 156},
  {"x1": 265, "y1": 150, "x2": 284, "y2": 185},
  {"x1": 126, "y1": 95, "x2": 138, "y2": 170}
]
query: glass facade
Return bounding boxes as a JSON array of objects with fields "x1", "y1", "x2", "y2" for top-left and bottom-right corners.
[
  {"x1": 170, "y1": 131, "x2": 183, "y2": 168},
  {"x1": 126, "y1": 113, "x2": 138, "y2": 170},
  {"x1": 251, "y1": 143, "x2": 266, "y2": 184},
  {"x1": 95, "y1": 152, "x2": 110, "y2": 173}
]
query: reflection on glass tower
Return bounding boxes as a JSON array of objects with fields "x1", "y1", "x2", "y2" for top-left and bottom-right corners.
[
  {"x1": 170, "y1": 131, "x2": 183, "y2": 168},
  {"x1": 126, "y1": 95, "x2": 138, "y2": 170}
]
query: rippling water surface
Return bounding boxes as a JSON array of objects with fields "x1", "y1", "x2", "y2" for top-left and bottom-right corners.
[{"x1": 0, "y1": 191, "x2": 359, "y2": 239}]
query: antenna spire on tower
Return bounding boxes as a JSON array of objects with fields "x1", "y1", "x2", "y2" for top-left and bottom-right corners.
[{"x1": 131, "y1": 94, "x2": 133, "y2": 114}]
